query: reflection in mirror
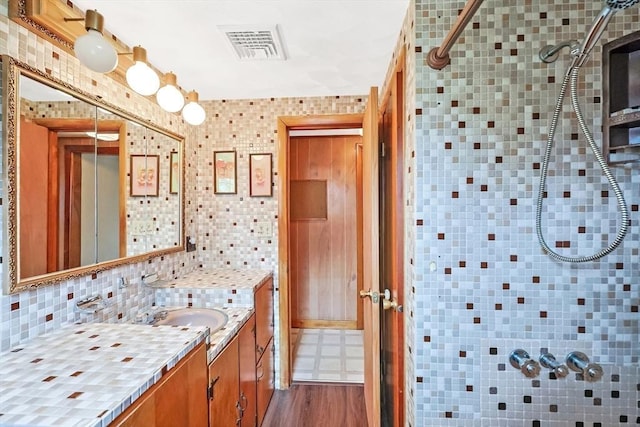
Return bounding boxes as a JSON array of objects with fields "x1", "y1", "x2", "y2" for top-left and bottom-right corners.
[
  {"x1": 18, "y1": 75, "x2": 100, "y2": 278},
  {"x1": 3, "y1": 56, "x2": 185, "y2": 293}
]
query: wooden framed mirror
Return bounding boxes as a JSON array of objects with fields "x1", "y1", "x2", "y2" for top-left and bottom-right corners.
[{"x1": 2, "y1": 55, "x2": 185, "y2": 293}]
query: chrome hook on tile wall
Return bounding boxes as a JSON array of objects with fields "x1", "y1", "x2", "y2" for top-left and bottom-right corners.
[
  {"x1": 509, "y1": 349, "x2": 541, "y2": 378},
  {"x1": 539, "y1": 353, "x2": 570, "y2": 378},
  {"x1": 566, "y1": 351, "x2": 604, "y2": 382}
]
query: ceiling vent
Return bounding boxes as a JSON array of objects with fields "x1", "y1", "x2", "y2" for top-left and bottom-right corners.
[{"x1": 219, "y1": 25, "x2": 287, "y2": 61}]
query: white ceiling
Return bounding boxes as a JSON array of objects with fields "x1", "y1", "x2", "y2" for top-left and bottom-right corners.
[{"x1": 71, "y1": 0, "x2": 411, "y2": 101}]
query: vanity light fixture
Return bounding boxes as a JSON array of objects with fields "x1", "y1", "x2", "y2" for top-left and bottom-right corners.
[
  {"x1": 182, "y1": 91, "x2": 206, "y2": 125},
  {"x1": 68, "y1": 9, "x2": 118, "y2": 73},
  {"x1": 156, "y1": 72, "x2": 185, "y2": 113},
  {"x1": 125, "y1": 46, "x2": 160, "y2": 96}
]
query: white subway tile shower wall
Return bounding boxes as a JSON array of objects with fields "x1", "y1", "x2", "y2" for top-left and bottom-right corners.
[{"x1": 411, "y1": 1, "x2": 639, "y2": 426}]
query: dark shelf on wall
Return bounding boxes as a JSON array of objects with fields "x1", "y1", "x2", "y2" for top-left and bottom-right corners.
[{"x1": 602, "y1": 29, "x2": 640, "y2": 164}]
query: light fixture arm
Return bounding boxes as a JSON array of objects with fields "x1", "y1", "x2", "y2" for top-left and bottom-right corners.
[{"x1": 64, "y1": 9, "x2": 105, "y2": 34}]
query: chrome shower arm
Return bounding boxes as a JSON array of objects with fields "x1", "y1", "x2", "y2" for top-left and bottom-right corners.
[{"x1": 539, "y1": 40, "x2": 580, "y2": 63}]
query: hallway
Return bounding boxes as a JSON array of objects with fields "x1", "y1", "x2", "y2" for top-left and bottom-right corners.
[{"x1": 291, "y1": 328, "x2": 364, "y2": 383}]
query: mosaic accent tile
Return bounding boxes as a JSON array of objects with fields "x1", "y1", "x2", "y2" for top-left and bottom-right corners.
[
  {"x1": 0, "y1": 322, "x2": 207, "y2": 427},
  {"x1": 154, "y1": 268, "x2": 272, "y2": 309},
  {"x1": 410, "y1": 1, "x2": 640, "y2": 426}
]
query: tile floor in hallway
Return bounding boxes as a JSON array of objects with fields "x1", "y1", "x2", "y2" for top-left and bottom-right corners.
[{"x1": 291, "y1": 328, "x2": 364, "y2": 383}]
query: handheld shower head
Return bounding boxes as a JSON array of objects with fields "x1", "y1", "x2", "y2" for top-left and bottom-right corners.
[
  {"x1": 605, "y1": 0, "x2": 639, "y2": 9},
  {"x1": 573, "y1": 0, "x2": 639, "y2": 67}
]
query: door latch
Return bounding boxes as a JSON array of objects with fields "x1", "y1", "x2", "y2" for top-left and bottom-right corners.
[
  {"x1": 359, "y1": 289, "x2": 379, "y2": 303},
  {"x1": 382, "y1": 288, "x2": 403, "y2": 312}
]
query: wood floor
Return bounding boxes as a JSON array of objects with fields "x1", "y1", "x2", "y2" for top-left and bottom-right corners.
[{"x1": 262, "y1": 383, "x2": 367, "y2": 427}]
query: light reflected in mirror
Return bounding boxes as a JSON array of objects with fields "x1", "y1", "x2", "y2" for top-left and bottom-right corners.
[{"x1": 3, "y1": 56, "x2": 185, "y2": 293}]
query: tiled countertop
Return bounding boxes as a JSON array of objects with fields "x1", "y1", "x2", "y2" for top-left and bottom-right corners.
[
  {"x1": 0, "y1": 322, "x2": 208, "y2": 427},
  {"x1": 156, "y1": 268, "x2": 272, "y2": 290},
  {"x1": 0, "y1": 269, "x2": 267, "y2": 426},
  {"x1": 203, "y1": 306, "x2": 253, "y2": 364}
]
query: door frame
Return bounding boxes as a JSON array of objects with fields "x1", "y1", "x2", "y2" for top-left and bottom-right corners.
[
  {"x1": 276, "y1": 113, "x2": 364, "y2": 389},
  {"x1": 378, "y1": 48, "x2": 405, "y2": 427}
]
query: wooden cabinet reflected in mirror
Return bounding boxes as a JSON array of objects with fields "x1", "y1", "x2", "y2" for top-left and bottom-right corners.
[{"x1": 2, "y1": 55, "x2": 185, "y2": 293}]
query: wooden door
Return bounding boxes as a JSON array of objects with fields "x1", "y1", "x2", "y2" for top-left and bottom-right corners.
[
  {"x1": 361, "y1": 87, "x2": 381, "y2": 427},
  {"x1": 289, "y1": 134, "x2": 360, "y2": 329},
  {"x1": 380, "y1": 66, "x2": 405, "y2": 427},
  {"x1": 18, "y1": 119, "x2": 50, "y2": 278}
]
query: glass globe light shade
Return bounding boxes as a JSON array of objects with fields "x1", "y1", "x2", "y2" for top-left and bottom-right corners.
[
  {"x1": 126, "y1": 62, "x2": 160, "y2": 96},
  {"x1": 74, "y1": 29, "x2": 118, "y2": 73},
  {"x1": 156, "y1": 73, "x2": 184, "y2": 113},
  {"x1": 182, "y1": 91, "x2": 206, "y2": 125}
]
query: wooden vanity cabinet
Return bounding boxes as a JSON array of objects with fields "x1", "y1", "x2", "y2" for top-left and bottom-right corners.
[
  {"x1": 256, "y1": 339, "x2": 274, "y2": 427},
  {"x1": 208, "y1": 335, "x2": 240, "y2": 426},
  {"x1": 209, "y1": 276, "x2": 274, "y2": 427},
  {"x1": 209, "y1": 315, "x2": 258, "y2": 427},
  {"x1": 255, "y1": 278, "x2": 274, "y2": 360},
  {"x1": 254, "y1": 278, "x2": 274, "y2": 426},
  {"x1": 239, "y1": 314, "x2": 258, "y2": 427},
  {"x1": 111, "y1": 342, "x2": 208, "y2": 427}
]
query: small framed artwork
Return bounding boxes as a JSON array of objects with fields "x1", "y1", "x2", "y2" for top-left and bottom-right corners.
[
  {"x1": 249, "y1": 153, "x2": 273, "y2": 197},
  {"x1": 169, "y1": 151, "x2": 180, "y2": 194},
  {"x1": 130, "y1": 154, "x2": 159, "y2": 197},
  {"x1": 214, "y1": 150, "x2": 237, "y2": 194}
]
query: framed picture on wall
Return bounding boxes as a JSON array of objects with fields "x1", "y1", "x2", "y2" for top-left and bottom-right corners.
[
  {"x1": 249, "y1": 153, "x2": 273, "y2": 197},
  {"x1": 214, "y1": 150, "x2": 237, "y2": 194},
  {"x1": 169, "y1": 151, "x2": 179, "y2": 194},
  {"x1": 130, "y1": 154, "x2": 159, "y2": 197}
]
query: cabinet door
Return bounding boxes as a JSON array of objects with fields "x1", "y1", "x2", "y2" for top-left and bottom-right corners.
[
  {"x1": 255, "y1": 278, "x2": 274, "y2": 361},
  {"x1": 256, "y1": 339, "x2": 275, "y2": 427},
  {"x1": 112, "y1": 343, "x2": 208, "y2": 427},
  {"x1": 209, "y1": 336, "x2": 240, "y2": 427},
  {"x1": 239, "y1": 314, "x2": 257, "y2": 427}
]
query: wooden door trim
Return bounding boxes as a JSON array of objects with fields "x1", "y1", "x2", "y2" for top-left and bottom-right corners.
[
  {"x1": 292, "y1": 320, "x2": 358, "y2": 329},
  {"x1": 379, "y1": 47, "x2": 406, "y2": 427},
  {"x1": 46, "y1": 130, "x2": 59, "y2": 272},
  {"x1": 355, "y1": 143, "x2": 364, "y2": 330},
  {"x1": 277, "y1": 113, "x2": 364, "y2": 390}
]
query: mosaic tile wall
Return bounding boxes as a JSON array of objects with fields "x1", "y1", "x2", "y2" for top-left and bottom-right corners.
[
  {"x1": 193, "y1": 95, "x2": 367, "y2": 385},
  {"x1": 411, "y1": 1, "x2": 640, "y2": 425},
  {"x1": 0, "y1": 9, "x2": 201, "y2": 351}
]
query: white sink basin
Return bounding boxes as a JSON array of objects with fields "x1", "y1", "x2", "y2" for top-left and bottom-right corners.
[{"x1": 155, "y1": 308, "x2": 228, "y2": 334}]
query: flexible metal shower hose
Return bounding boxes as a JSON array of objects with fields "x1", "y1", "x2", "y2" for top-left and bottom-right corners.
[{"x1": 535, "y1": 66, "x2": 629, "y2": 262}]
